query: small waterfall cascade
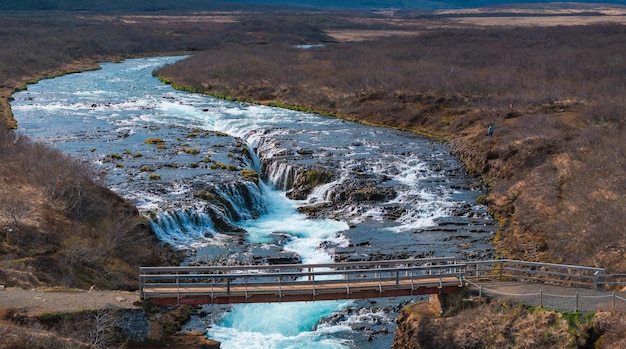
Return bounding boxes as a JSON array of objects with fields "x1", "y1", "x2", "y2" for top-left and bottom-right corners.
[
  {"x1": 150, "y1": 208, "x2": 217, "y2": 249},
  {"x1": 264, "y1": 161, "x2": 297, "y2": 191}
]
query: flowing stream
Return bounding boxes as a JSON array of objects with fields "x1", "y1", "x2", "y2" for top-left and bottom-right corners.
[{"x1": 11, "y1": 56, "x2": 495, "y2": 348}]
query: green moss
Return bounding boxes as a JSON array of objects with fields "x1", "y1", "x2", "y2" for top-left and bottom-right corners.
[
  {"x1": 194, "y1": 190, "x2": 215, "y2": 201},
  {"x1": 476, "y1": 195, "x2": 488, "y2": 204},
  {"x1": 241, "y1": 146, "x2": 251, "y2": 159},
  {"x1": 160, "y1": 305, "x2": 194, "y2": 336},
  {"x1": 140, "y1": 165, "x2": 155, "y2": 172},
  {"x1": 297, "y1": 148, "x2": 314, "y2": 155},
  {"x1": 181, "y1": 147, "x2": 200, "y2": 155},
  {"x1": 144, "y1": 138, "x2": 165, "y2": 145},
  {"x1": 240, "y1": 169, "x2": 259, "y2": 184},
  {"x1": 149, "y1": 173, "x2": 161, "y2": 180},
  {"x1": 305, "y1": 169, "x2": 332, "y2": 186},
  {"x1": 210, "y1": 162, "x2": 227, "y2": 170}
]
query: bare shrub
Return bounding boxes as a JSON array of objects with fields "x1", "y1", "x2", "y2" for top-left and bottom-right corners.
[
  {"x1": 0, "y1": 191, "x2": 31, "y2": 228},
  {"x1": 36, "y1": 310, "x2": 119, "y2": 349},
  {"x1": 0, "y1": 322, "x2": 90, "y2": 349}
]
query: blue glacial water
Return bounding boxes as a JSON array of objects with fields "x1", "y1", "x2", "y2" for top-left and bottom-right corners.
[{"x1": 10, "y1": 56, "x2": 495, "y2": 348}]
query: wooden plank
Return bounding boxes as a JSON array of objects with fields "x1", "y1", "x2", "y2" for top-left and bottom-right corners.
[{"x1": 142, "y1": 276, "x2": 461, "y2": 304}]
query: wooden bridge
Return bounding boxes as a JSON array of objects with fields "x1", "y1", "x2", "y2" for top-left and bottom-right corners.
[{"x1": 140, "y1": 257, "x2": 622, "y2": 306}]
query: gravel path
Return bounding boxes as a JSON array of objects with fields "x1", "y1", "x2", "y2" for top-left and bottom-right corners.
[
  {"x1": 465, "y1": 280, "x2": 626, "y2": 313},
  {"x1": 0, "y1": 287, "x2": 141, "y2": 316}
]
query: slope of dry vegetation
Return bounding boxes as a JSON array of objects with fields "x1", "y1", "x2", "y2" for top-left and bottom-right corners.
[
  {"x1": 156, "y1": 19, "x2": 626, "y2": 272},
  {"x1": 392, "y1": 294, "x2": 626, "y2": 349},
  {"x1": 0, "y1": 132, "x2": 181, "y2": 289}
]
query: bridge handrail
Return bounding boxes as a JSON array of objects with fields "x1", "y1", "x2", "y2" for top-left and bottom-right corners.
[
  {"x1": 461, "y1": 259, "x2": 605, "y2": 273},
  {"x1": 141, "y1": 272, "x2": 458, "y2": 288},
  {"x1": 458, "y1": 259, "x2": 607, "y2": 289},
  {"x1": 139, "y1": 257, "x2": 458, "y2": 274},
  {"x1": 140, "y1": 264, "x2": 461, "y2": 280}
]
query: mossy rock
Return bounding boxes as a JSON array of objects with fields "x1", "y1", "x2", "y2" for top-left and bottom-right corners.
[
  {"x1": 210, "y1": 162, "x2": 227, "y2": 170},
  {"x1": 182, "y1": 147, "x2": 200, "y2": 155},
  {"x1": 144, "y1": 138, "x2": 165, "y2": 145},
  {"x1": 305, "y1": 169, "x2": 332, "y2": 187},
  {"x1": 240, "y1": 169, "x2": 259, "y2": 184}
]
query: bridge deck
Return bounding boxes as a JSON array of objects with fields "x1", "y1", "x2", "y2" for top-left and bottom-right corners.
[{"x1": 144, "y1": 276, "x2": 462, "y2": 305}]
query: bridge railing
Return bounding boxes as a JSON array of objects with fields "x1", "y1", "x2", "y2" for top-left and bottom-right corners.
[
  {"x1": 458, "y1": 259, "x2": 607, "y2": 289},
  {"x1": 139, "y1": 257, "x2": 463, "y2": 302},
  {"x1": 140, "y1": 258, "x2": 626, "y2": 304}
]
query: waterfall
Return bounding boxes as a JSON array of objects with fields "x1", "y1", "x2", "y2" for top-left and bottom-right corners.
[
  {"x1": 211, "y1": 181, "x2": 267, "y2": 221},
  {"x1": 150, "y1": 208, "x2": 217, "y2": 248},
  {"x1": 264, "y1": 161, "x2": 296, "y2": 191}
]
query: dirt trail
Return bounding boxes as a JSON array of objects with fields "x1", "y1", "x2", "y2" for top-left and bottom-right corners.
[{"x1": 0, "y1": 287, "x2": 140, "y2": 316}]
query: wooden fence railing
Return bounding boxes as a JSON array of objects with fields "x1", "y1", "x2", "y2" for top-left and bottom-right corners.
[
  {"x1": 140, "y1": 257, "x2": 463, "y2": 304},
  {"x1": 140, "y1": 257, "x2": 626, "y2": 305}
]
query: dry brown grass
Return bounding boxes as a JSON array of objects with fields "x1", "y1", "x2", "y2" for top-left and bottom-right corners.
[
  {"x1": 0, "y1": 132, "x2": 180, "y2": 289},
  {"x1": 0, "y1": 319, "x2": 90, "y2": 349},
  {"x1": 394, "y1": 298, "x2": 626, "y2": 349}
]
